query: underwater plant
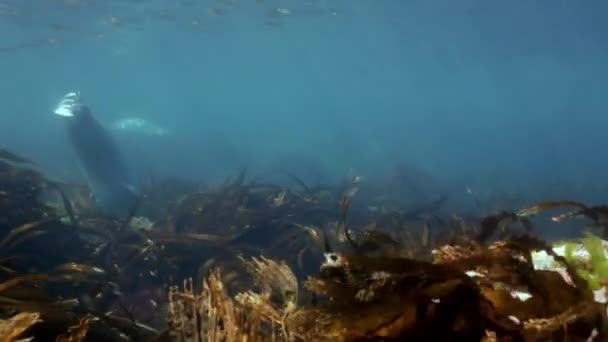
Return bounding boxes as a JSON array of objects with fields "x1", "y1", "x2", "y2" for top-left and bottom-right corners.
[
  {"x1": 545, "y1": 233, "x2": 608, "y2": 293},
  {"x1": 1, "y1": 147, "x2": 608, "y2": 341}
]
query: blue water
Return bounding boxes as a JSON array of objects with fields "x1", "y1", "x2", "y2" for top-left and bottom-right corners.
[{"x1": 1, "y1": 0, "x2": 607, "y2": 206}]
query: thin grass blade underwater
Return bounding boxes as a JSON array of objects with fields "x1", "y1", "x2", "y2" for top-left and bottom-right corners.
[{"x1": 0, "y1": 0, "x2": 608, "y2": 341}]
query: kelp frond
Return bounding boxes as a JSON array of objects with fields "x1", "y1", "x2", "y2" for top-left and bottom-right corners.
[
  {"x1": 55, "y1": 314, "x2": 97, "y2": 342},
  {"x1": 168, "y1": 269, "x2": 287, "y2": 342},
  {"x1": 0, "y1": 312, "x2": 41, "y2": 341}
]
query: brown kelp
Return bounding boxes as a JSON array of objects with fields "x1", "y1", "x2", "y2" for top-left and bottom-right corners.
[
  {"x1": 518, "y1": 200, "x2": 608, "y2": 237},
  {"x1": 0, "y1": 147, "x2": 607, "y2": 341},
  {"x1": 167, "y1": 234, "x2": 606, "y2": 341}
]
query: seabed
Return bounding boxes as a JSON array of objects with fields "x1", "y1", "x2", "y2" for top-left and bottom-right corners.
[{"x1": 0, "y1": 148, "x2": 607, "y2": 341}]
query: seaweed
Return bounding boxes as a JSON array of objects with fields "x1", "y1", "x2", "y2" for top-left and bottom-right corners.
[
  {"x1": 0, "y1": 312, "x2": 41, "y2": 341},
  {"x1": 0, "y1": 148, "x2": 34, "y2": 165},
  {"x1": 55, "y1": 314, "x2": 97, "y2": 342},
  {"x1": 519, "y1": 200, "x2": 608, "y2": 237},
  {"x1": 0, "y1": 147, "x2": 607, "y2": 341},
  {"x1": 164, "y1": 234, "x2": 605, "y2": 340},
  {"x1": 166, "y1": 271, "x2": 276, "y2": 341}
]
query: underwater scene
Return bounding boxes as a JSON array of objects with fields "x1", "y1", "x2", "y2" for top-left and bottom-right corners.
[{"x1": 1, "y1": 0, "x2": 608, "y2": 341}]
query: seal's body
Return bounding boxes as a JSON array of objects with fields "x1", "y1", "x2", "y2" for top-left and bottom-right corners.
[{"x1": 54, "y1": 92, "x2": 139, "y2": 218}]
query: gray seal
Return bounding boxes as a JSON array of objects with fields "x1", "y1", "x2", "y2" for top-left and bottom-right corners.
[{"x1": 54, "y1": 92, "x2": 140, "y2": 218}]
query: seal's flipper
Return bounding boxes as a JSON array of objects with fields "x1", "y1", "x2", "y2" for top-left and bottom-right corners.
[{"x1": 54, "y1": 91, "x2": 81, "y2": 117}]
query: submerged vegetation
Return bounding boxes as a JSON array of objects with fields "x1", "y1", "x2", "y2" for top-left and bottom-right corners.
[{"x1": 0, "y1": 148, "x2": 607, "y2": 341}]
